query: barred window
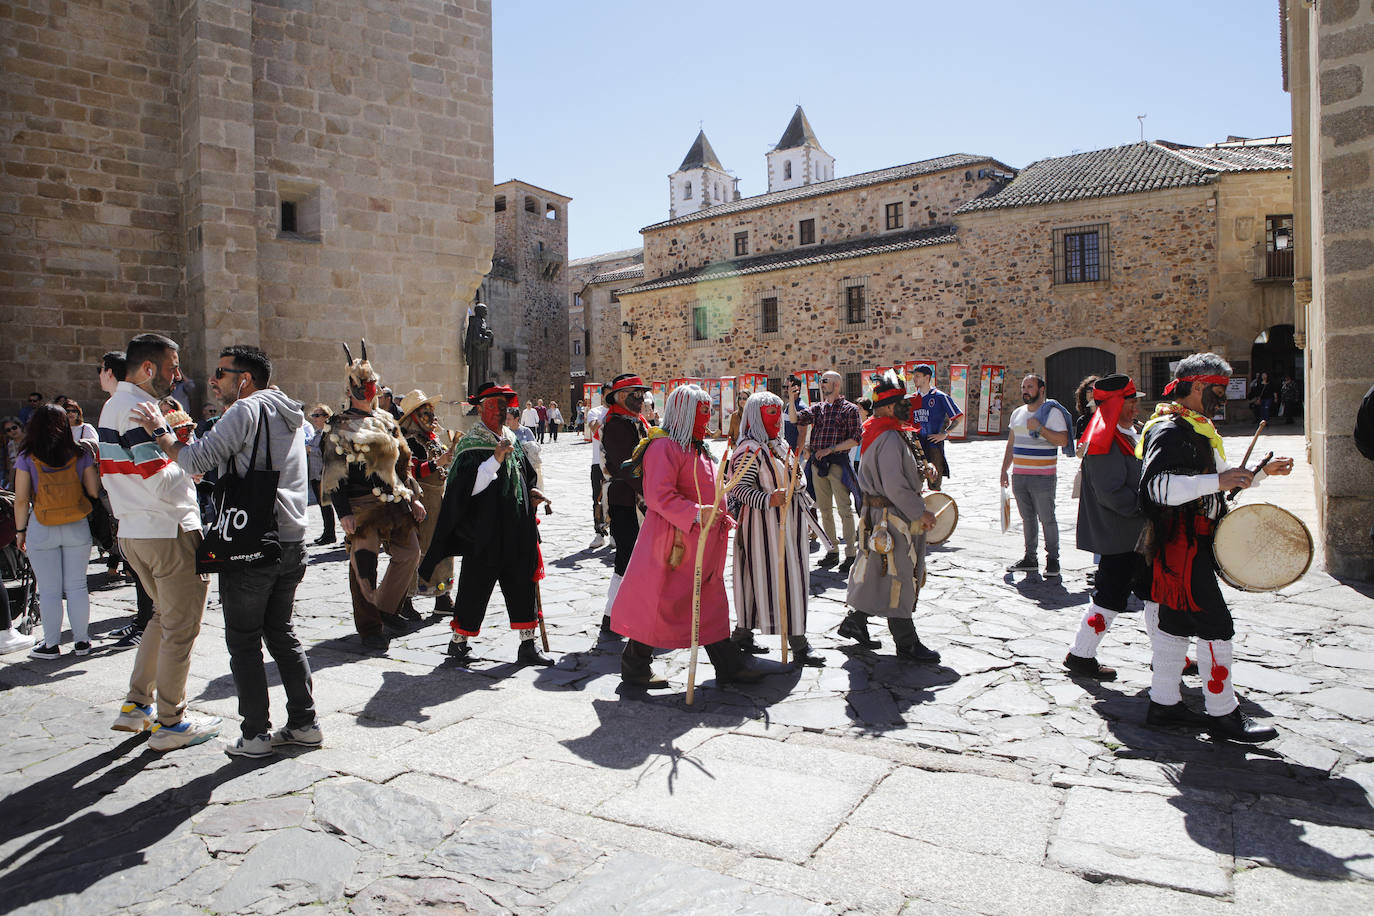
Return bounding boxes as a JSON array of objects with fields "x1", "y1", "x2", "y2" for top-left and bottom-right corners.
[
  {"x1": 844, "y1": 284, "x2": 866, "y2": 325},
  {"x1": 502, "y1": 349, "x2": 517, "y2": 371},
  {"x1": 1140, "y1": 349, "x2": 1192, "y2": 399},
  {"x1": 885, "y1": 202, "x2": 903, "y2": 230},
  {"x1": 760, "y1": 296, "x2": 780, "y2": 336},
  {"x1": 799, "y1": 218, "x2": 816, "y2": 246},
  {"x1": 692, "y1": 305, "x2": 710, "y2": 341},
  {"x1": 690, "y1": 301, "x2": 728, "y2": 346},
  {"x1": 844, "y1": 371, "x2": 862, "y2": 401},
  {"x1": 734, "y1": 231, "x2": 748, "y2": 257},
  {"x1": 1053, "y1": 223, "x2": 1110, "y2": 284}
]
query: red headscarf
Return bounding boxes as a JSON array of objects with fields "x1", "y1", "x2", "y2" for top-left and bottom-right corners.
[
  {"x1": 860, "y1": 415, "x2": 917, "y2": 455},
  {"x1": 1081, "y1": 375, "x2": 1138, "y2": 456}
]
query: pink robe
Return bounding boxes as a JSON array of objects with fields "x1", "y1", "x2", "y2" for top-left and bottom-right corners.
[{"x1": 610, "y1": 438, "x2": 733, "y2": 648}]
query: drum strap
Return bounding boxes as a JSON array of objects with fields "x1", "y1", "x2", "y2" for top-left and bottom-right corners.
[{"x1": 1152, "y1": 515, "x2": 1215, "y2": 613}]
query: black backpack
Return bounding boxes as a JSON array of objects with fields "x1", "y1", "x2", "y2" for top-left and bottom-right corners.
[{"x1": 1356, "y1": 383, "x2": 1374, "y2": 461}]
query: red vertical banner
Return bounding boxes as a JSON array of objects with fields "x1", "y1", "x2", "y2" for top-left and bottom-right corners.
[
  {"x1": 737, "y1": 372, "x2": 768, "y2": 394},
  {"x1": 947, "y1": 364, "x2": 970, "y2": 440},
  {"x1": 977, "y1": 365, "x2": 1006, "y2": 435}
]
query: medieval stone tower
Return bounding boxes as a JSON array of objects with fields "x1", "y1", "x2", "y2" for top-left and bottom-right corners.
[
  {"x1": 0, "y1": 0, "x2": 495, "y2": 419},
  {"x1": 766, "y1": 106, "x2": 835, "y2": 192},
  {"x1": 669, "y1": 130, "x2": 735, "y2": 219}
]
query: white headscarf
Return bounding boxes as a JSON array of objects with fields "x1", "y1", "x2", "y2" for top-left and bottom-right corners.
[{"x1": 663, "y1": 384, "x2": 711, "y2": 451}]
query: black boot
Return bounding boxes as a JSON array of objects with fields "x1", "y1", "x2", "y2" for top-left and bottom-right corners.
[
  {"x1": 516, "y1": 636, "x2": 554, "y2": 667},
  {"x1": 1145, "y1": 700, "x2": 1209, "y2": 729},
  {"x1": 446, "y1": 636, "x2": 471, "y2": 662},
  {"x1": 397, "y1": 597, "x2": 422, "y2": 622},
  {"x1": 732, "y1": 627, "x2": 768, "y2": 655},
  {"x1": 891, "y1": 617, "x2": 940, "y2": 664},
  {"x1": 434, "y1": 593, "x2": 453, "y2": 615},
  {"x1": 837, "y1": 612, "x2": 880, "y2": 649},
  {"x1": 1063, "y1": 652, "x2": 1117, "y2": 681},
  {"x1": 1206, "y1": 708, "x2": 1278, "y2": 744},
  {"x1": 789, "y1": 635, "x2": 826, "y2": 667},
  {"x1": 599, "y1": 614, "x2": 621, "y2": 642},
  {"x1": 620, "y1": 639, "x2": 669, "y2": 688},
  {"x1": 704, "y1": 639, "x2": 766, "y2": 684}
]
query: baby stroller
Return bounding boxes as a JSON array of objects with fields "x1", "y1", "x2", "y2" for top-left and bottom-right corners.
[{"x1": 1, "y1": 490, "x2": 39, "y2": 636}]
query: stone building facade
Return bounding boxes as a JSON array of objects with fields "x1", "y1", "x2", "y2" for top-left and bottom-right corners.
[
  {"x1": 617, "y1": 112, "x2": 1294, "y2": 431},
  {"x1": 1, "y1": 0, "x2": 495, "y2": 423},
  {"x1": 1285, "y1": 0, "x2": 1374, "y2": 579},
  {"x1": 568, "y1": 246, "x2": 642, "y2": 399},
  {"x1": 474, "y1": 179, "x2": 570, "y2": 406}
]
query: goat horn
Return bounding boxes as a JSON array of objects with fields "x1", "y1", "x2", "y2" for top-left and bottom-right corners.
[
  {"x1": 360, "y1": 338, "x2": 368, "y2": 362},
  {"x1": 342, "y1": 343, "x2": 354, "y2": 365}
]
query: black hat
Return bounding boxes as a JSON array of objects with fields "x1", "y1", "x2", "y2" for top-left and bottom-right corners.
[
  {"x1": 467, "y1": 381, "x2": 519, "y2": 406},
  {"x1": 871, "y1": 370, "x2": 907, "y2": 408},
  {"x1": 913, "y1": 364, "x2": 934, "y2": 377},
  {"x1": 1092, "y1": 373, "x2": 1145, "y2": 399}
]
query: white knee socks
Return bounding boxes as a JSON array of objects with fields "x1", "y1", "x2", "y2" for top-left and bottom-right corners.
[
  {"x1": 1149, "y1": 626, "x2": 1190, "y2": 706},
  {"x1": 1199, "y1": 638, "x2": 1238, "y2": 716},
  {"x1": 519, "y1": 628, "x2": 537, "y2": 643},
  {"x1": 1070, "y1": 602, "x2": 1118, "y2": 659}
]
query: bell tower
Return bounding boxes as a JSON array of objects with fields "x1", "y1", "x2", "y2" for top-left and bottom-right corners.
[
  {"x1": 669, "y1": 130, "x2": 733, "y2": 219},
  {"x1": 766, "y1": 106, "x2": 835, "y2": 193}
]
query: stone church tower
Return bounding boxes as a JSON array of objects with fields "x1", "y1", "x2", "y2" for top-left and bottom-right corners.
[
  {"x1": 669, "y1": 131, "x2": 734, "y2": 219},
  {"x1": 766, "y1": 106, "x2": 835, "y2": 192}
]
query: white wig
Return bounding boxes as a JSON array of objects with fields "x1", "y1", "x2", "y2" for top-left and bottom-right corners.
[
  {"x1": 738, "y1": 390, "x2": 783, "y2": 446},
  {"x1": 663, "y1": 384, "x2": 711, "y2": 450}
]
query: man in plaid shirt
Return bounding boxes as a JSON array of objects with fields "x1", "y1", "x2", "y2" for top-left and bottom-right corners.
[{"x1": 798, "y1": 371, "x2": 861, "y2": 573}]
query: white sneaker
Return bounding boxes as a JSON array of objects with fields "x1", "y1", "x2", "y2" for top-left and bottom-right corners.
[
  {"x1": 589, "y1": 534, "x2": 605, "y2": 549},
  {"x1": 111, "y1": 702, "x2": 154, "y2": 732},
  {"x1": 608, "y1": 536, "x2": 616, "y2": 550},
  {"x1": 225, "y1": 733, "x2": 274, "y2": 758},
  {"x1": 0, "y1": 629, "x2": 34, "y2": 654},
  {"x1": 269, "y1": 723, "x2": 323, "y2": 747},
  {"x1": 147, "y1": 713, "x2": 222, "y2": 752}
]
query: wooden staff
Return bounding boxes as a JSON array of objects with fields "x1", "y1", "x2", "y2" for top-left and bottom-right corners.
[
  {"x1": 535, "y1": 495, "x2": 553, "y2": 651},
  {"x1": 777, "y1": 443, "x2": 800, "y2": 666},
  {"x1": 1239, "y1": 420, "x2": 1267, "y2": 470},
  {"x1": 687, "y1": 448, "x2": 757, "y2": 705}
]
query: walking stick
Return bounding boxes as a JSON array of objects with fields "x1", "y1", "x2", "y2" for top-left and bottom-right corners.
[
  {"x1": 687, "y1": 448, "x2": 757, "y2": 705},
  {"x1": 777, "y1": 444, "x2": 800, "y2": 666},
  {"x1": 536, "y1": 496, "x2": 553, "y2": 651}
]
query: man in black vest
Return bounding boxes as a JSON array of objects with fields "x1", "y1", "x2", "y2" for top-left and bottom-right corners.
[{"x1": 599, "y1": 374, "x2": 650, "y2": 639}]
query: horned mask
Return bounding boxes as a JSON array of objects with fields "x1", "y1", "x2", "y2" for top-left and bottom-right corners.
[{"x1": 343, "y1": 340, "x2": 379, "y2": 404}]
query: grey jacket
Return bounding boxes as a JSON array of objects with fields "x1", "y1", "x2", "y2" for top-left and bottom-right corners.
[
  {"x1": 1076, "y1": 436, "x2": 1144, "y2": 555},
  {"x1": 176, "y1": 388, "x2": 310, "y2": 543},
  {"x1": 847, "y1": 430, "x2": 926, "y2": 618}
]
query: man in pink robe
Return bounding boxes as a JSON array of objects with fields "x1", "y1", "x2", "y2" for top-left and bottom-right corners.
[{"x1": 610, "y1": 384, "x2": 765, "y2": 689}]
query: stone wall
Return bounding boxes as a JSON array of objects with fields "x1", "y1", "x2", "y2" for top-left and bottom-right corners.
[
  {"x1": 643, "y1": 166, "x2": 1000, "y2": 279},
  {"x1": 0, "y1": 0, "x2": 494, "y2": 430},
  {"x1": 568, "y1": 247, "x2": 642, "y2": 388},
  {"x1": 1, "y1": 0, "x2": 183, "y2": 410},
  {"x1": 1211, "y1": 169, "x2": 1297, "y2": 362},
  {"x1": 1289, "y1": 0, "x2": 1374, "y2": 579}
]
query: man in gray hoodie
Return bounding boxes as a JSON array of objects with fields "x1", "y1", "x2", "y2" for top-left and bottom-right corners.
[{"x1": 132, "y1": 345, "x2": 319, "y2": 758}]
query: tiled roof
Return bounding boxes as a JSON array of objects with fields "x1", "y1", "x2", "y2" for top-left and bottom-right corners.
[
  {"x1": 569, "y1": 247, "x2": 643, "y2": 268},
  {"x1": 644, "y1": 153, "x2": 999, "y2": 231},
  {"x1": 955, "y1": 140, "x2": 1292, "y2": 213},
  {"x1": 775, "y1": 106, "x2": 823, "y2": 151},
  {"x1": 588, "y1": 263, "x2": 646, "y2": 284},
  {"x1": 617, "y1": 225, "x2": 957, "y2": 295},
  {"x1": 678, "y1": 130, "x2": 725, "y2": 171}
]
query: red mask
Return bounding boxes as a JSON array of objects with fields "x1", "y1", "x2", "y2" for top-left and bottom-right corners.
[
  {"x1": 479, "y1": 396, "x2": 506, "y2": 433},
  {"x1": 352, "y1": 380, "x2": 378, "y2": 402},
  {"x1": 692, "y1": 402, "x2": 711, "y2": 440},
  {"x1": 761, "y1": 404, "x2": 782, "y2": 439}
]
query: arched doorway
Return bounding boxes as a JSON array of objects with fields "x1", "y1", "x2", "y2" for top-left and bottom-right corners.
[
  {"x1": 1045, "y1": 347, "x2": 1116, "y2": 409},
  {"x1": 1251, "y1": 324, "x2": 1300, "y2": 384}
]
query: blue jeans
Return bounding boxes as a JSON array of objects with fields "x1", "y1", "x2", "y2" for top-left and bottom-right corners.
[
  {"x1": 1012, "y1": 474, "x2": 1059, "y2": 562},
  {"x1": 26, "y1": 516, "x2": 91, "y2": 647},
  {"x1": 217, "y1": 541, "x2": 315, "y2": 738}
]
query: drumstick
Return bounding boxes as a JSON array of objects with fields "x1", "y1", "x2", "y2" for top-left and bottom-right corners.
[
  {"x1": 932, "y1": 499, "x2": 954, "y2": 519},
  {"x1": 1238, "y1": 420, "x2": 1266, "y2": 471},
  {"x1": 1227, "y1": 451, "x2": 1273, "y2": 501}
]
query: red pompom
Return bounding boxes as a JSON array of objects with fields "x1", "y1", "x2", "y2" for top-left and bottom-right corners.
[
  {"x1": 1211, "y1": 664, "x2": 1229, "y2": 682},
  {"x1": 1207, "y1": 678, "x2": 1225, "y2": 694},
  {"x1": 1088, "y1": 614, "x2": 1106, "y2": 634}
]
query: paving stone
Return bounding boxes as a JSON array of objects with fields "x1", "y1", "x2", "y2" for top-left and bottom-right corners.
[
  {"x1": 348, "y1": 875, "x2": 508, "y2": 915},
  {"x1": 426, "y1": 817, "x2": 600, "y2": 891},
  {"x1": 208, "y1": 759, "x2": 331, "y2": 804},
  {"x1": 213, "y1": 827, "x2": 359, "y2": 912},
  {"x1": 312, "y1": 778, "x2": 463, "y2": 853},
  {"x1": 1302, "y1": 687, "x2": 1374, "y2": 719},
  {"x1": 192, "y1": 796, "x2": 312, "y2": 836},
  {"x1": 849, "y1": 767, "x2": 1061, "y2": 862},
  {"x1": 963, "y1": 682, "x2": 1051, "y2": 716},
  {"x1": 550, "y1": 851, "x2": 829, "y2": 915},
  {"x1": 727, "y1": 855, "x2": 906, "y2": 915},
  {"x1": 1047, "y1": 785, "x2": 1232, "y2": 896},
  {"x1": 1234, "y1": 809, "x2": 1374, "y2": 880},
  {"x1": 813, "y1": 825, "x2": 1097, "y2": 915},
  {"x1": 1233, "y1": 862, "x2": 1374, "y2": 913}
]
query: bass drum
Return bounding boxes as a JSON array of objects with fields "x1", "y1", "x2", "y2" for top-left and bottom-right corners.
[
  {"x1": 1213, "y1": 502, "x2": 1313, "y2": 592},
  {"x1": 925, "y1": 492, "x2": 958, "y2": 546}
]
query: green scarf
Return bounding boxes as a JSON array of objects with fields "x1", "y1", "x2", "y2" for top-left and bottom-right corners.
[{"x1": 453, "y1": 422, "x2": 526, "y2": 504}]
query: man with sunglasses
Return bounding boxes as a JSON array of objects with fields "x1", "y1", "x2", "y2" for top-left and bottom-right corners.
[
  {"x1": 18, "y1": 393, "x2": 44, "y2": 426},
  {"x1": 3, "y1": 419, "x2": 23, "y2": 489}
]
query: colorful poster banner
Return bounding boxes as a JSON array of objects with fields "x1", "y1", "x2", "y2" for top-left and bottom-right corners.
[
  {"x1": 866, "y1": 366, "x2": 896, "y2": 398},
  {"x1": 737, "y1": 372, "x2": 768, "y2": 395},
  {"x1": 582, "y1": 382, "x2": 600, "y2": 440},
  {"x1": 651, "y1": 380, "x2": 668, "y2": 411},
  {"x1": 977, "y1": 365, "x2": 1006, "y2": 435},
  {"x1": 903, "y1": 359, "x2": 939, "y2": 395},
  {"x1": 703, "y1": 378, "x2": 723, "y2": 435},
  {"x1": 668, "y1": 377, "x2": 702, "y2": 390},
  {"x1": 947, "y1": 364, "x2": 970, "y2": 440},
  {"x1": 799, "y1": 370, "x2": 820, "y2": 407}
]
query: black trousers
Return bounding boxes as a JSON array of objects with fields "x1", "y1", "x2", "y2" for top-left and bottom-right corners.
[
  {"x1": 609, "y1": 504, "x2": 640, "y2": 577},
  {"x1": 1156, "y1": 536, "x2": 1233, "y2": 640},
  {"x1": 1091, "y1": 551, "x2": 1149, "y2": 613},
  {"x1": 453, "y1": 557, "x2": 538, "y2": 636},
  {"x1": 590, "y1": 466, "x2": 607, "y2": 535}
]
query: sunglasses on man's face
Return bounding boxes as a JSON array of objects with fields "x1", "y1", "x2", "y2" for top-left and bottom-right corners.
[
  {"x1": 28, "y1": 397, "x2": 40, "y2": 403},
  {"x1": 4, "y1": 426, "x2": 18, "y2": 433},
  {"x1": 214, "y1": 367, "x2": 246, "y2": 380}
]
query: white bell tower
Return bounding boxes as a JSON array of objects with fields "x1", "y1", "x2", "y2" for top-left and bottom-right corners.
[
  {"x1": 766, "y1": 106, "x2": 835, "y2": 193},
  {"x1": 669, "y1": 130, "x2": 733, "y2": 219}
]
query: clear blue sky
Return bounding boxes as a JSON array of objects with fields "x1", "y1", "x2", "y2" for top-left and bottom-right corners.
[{"x1": 492, "y1": 0, "x2": 1292, "y2": 260}]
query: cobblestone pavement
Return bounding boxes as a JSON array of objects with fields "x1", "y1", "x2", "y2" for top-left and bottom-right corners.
[{"x1": 3, "y1": 425, "x2": 1373, "y2": 914}]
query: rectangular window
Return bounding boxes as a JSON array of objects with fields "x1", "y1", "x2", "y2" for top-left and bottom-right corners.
[
  {"x1": 844, "y1": 371, "x2": 862, "y2": 401},
  {"x1": 692, "y1": 305, "x2": 710, "y2": 341},
  {"x1": 799, "y1": 218, "x2": 815, "y2": 246},
  {"x1": 734, "y1": 231, "x2": 748, "y2": 257},
  {"x1": 572, "y1": 340, "x2": 582, "y2": 356},
  {"x1": 1141, "y1": 349, "x2": 1192, "y2": 399},
  {"x1": 280, "y1": 200, "x2": 298, "y2": 233},
  {"x1": 885, "y1": 202, "x2": 903, "y2": 230},
  {"x1": 844, "y1": 284, "x2": 866, "y2": 325},
  {"x1": 760, "y1": 296, "x2": 779, "y2": 335},
  {"x1": 1053, "y1": 223, "x2": 1109, "y2": 284},
  {"x1": 502, "y1": 349, "x2": 517, "y2": 372},
  {"x1": 767, "y1": 377, "x2": 783, "y2": 396},
  {"x1": 1264, "y1": 214, "x2": 1294, "y2": 278},
  {"x1": 277, "y1": 180, "x2": 323, "y2": 242}
]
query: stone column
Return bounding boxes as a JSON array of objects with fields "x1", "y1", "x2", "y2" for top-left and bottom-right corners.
[{"x1": 176, "y1": 0, "x2": 260, "y2": 381}]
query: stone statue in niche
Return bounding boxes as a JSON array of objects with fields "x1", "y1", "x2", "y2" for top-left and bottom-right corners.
[{"x1": 464, "y1": 302, "x2": 494, "y2": 399}]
